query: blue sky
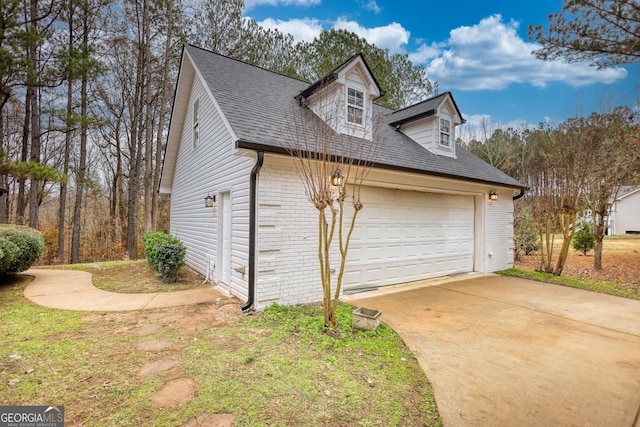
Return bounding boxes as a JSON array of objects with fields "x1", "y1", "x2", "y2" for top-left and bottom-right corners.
[{"x1": 243, "y1": 0, "x2": 638, "y2": 136}]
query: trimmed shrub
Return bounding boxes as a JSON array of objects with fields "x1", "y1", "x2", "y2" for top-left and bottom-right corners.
[
  {"x1": 156, "y1": 242, "x2": 186, "y2": 283},
  {"x1": 0, "y1": 238, "x2": 19, "y2": 272},
  {"x1": 143, "y1": 231, "x2": 186, "y2": 282},
  {"x1": 572, "y1": 222, "x2": 595, "y2": 255},
  {"x1": 143, "y1": 231, "x2": 180, "y2": 271},
  {"x1": 0, "y1": 225, "x2": 45, "y2": 274}
]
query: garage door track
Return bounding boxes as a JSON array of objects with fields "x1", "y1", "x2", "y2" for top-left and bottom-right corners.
[{"x1": 350, "y1": 275, "x2": 640, "y2": 427}]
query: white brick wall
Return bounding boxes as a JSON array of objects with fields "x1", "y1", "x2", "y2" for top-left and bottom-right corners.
[
  {"x1": 255, "y1": 159, "x2": 331, "y2": 308},
  {"x1": 253, "y1": 156, "x2": 516, "y2": 309}
]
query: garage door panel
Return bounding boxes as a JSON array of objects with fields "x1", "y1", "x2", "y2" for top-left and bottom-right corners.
[{"x1": 344, "y1": 187, "x2": 475, "y2": 291}]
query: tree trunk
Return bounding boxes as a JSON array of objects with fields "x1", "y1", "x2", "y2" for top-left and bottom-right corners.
[
  {"x1": 151, "y1": 0, "x2": 174, "y2": 230},
  {"x1": 16, "y1": 86, "x2": 31, "y2": 224},
  {"x1": 70, "y1": 6, "x2": 89, "y2": 263},
  {"x1": 0, "y1": 112, "x2": 7, "y2": 223},
  {"x1": 553, "y1": 210, "x2": 576, "y2": 276},
  {"x1": 27, "y1": 86, "x2": 40, "y2": 229},
  {"x1": 143, "y1": 0, "x2": 153, "y2": 233},
  {"x1": 125, "y1": 0, "x2": 146, "y2": 259},
  {"x1": 58, "y1": 4, "x2": 74, "y2": 261},
  {"x1": 593, "y1": 214, "x2": 606, "y2": 270}
]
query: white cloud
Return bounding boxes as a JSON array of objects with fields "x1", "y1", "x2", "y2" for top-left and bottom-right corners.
[
  {"x1": 417, "y1": 14, "x2": 627, "y2": 91},
  {"x1": 245, "y1": 0, "x2": 320, "y2": 10},
  {"x1": 408, "y1": 42, "x2": 442, "y2": 63},
  {"x1": 362, "y1": 0, "x2": 381, "y2": 13},
  {"x1": 258, "y1": 17, "x2": 323, "y2": 42},
  {"x1": 256, "y1": 15, "x2": 411, "y2": 52},
  {"x1": 332, "y1": 18, "x2": 409, "y2": 53}
]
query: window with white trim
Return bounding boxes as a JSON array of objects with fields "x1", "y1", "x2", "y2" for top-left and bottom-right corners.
[
  {"x1": 192, "y1": 98, "x2": 200, "y2": 148},
  {"x1": 439, "y1": 118, "x2": 450, "y2": 147},
  {"x1": 347, "y1": 87, "x2": 364, "y2": 125}
]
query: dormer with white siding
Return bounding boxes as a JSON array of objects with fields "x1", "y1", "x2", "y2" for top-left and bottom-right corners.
[
  {"x1": 296, "y1": 53, "x2": 384, "y2": 141},
  {"x1": 388, "y1": 92, "x2": 465, "y2": 159}
]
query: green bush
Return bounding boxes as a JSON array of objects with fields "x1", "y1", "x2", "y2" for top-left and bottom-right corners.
[
  {"x1": 143, "y1": 231, "x2": 180, "y2": 270},
  {"x1": 0, "y1": 238, "x2": 19, "y2": 272},
  {"x1": 143, "y1": 231, "x2": 186, "y2": 282},
  {"x1": 156, "y1": 242, "x2": 186, "y2": 283},
  {"x1": 572, "y1": 222, "x2": 595, "y2": 255},
  {"x1": 0, "y1": 225, "x2": 45, "y2": 274}
]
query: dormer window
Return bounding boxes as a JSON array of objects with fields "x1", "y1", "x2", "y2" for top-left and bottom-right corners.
[
  {"x1": 439, "y1": 118, "x2": 450, "y2": 147},
  {"x1": 347, "y1": 87, "x2": 364, "y2": 125}
]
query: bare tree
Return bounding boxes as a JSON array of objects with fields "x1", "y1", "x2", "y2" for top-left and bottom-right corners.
[
  {"x1": 284, "y1": 90, "x2": 381, "y2": 328},
  {"x1": 582, "y1": 107, "x2": 640, "y2": 269}
]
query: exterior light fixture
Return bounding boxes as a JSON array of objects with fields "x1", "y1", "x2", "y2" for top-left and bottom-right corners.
[
  {"x1": 331, "y1": 169, "x2": 344, "y2": 188},
  {"x1": 204, "y1": 193, "x2": 217, "y2": 208},
  {"x1": 488, "y1": 190, "x2": 498, "y2": 201}
]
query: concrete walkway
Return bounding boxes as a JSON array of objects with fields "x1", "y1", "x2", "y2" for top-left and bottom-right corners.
[
  {"x1": 23, "y1": 269, "x2": 223, "y2": 311},
  {"x1": 348, "y1": 274, "x2": 640, "y2": 427}
]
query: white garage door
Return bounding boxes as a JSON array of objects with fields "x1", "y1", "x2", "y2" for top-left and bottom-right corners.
[{"x1": 344, "y1": 187, "x2": 475, "y2": 292}]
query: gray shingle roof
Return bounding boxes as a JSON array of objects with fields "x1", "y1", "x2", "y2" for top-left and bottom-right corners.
[
  {"x1": 185, "y1": 44, "x2": 523, "y2": 189},
  {"x1": 387, "y1": 91, "x2": 463, "y2": 126}
]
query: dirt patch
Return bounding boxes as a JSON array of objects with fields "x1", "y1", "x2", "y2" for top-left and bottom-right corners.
[
  {"x1": 138, "y1": 357, "x2": 181, "y2": 377},
  {"x1": 134, "y1": 339, "x2": 172, "y2": 352},
  {"x1": 161, "y1": 300, "x2": 241, "y2": 333},
  {"x1": 132, "y1": 323, "x2": 164, "y2": 336},
  {"x1": 180, "y1": 413, "x2": 235, "y2": 427},
  {"x1": 150, "y1": 377, "x2": 196, "y2": 408}
]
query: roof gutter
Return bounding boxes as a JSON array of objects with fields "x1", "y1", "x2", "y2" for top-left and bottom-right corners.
[
  {"x1": 512, "y1": 188, "x2": 526, "y2": 200},
  {"x1": 241, "y1": 150, "x2": 264, "y2": 312},
  {"x1": 236, "y1": 140, "x2": 524, "y2": 190}
]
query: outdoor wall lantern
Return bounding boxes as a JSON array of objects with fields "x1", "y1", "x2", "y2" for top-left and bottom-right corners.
[
  {"x1": 488, "y1": 190, "x2": 498, "y2": 201},
  {"x1": 331, "y1": 169, "x2": 345, "y2": 188},
  {"x1": 204, "y1": 193, "x2": 217, "y2": 208}
]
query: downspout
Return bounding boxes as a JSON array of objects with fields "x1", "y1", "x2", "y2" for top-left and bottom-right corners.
[
  {"x1": 241, "y1": 150, "x2": 264, "y2": 312},
  {"x1": 513, "y1": 188, "x2": 525, "y2": 200}
]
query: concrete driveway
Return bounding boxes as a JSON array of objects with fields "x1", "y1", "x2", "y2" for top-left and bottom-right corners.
[{"x1": 349, "y1": 275, "x2": 640, "y2": 427}]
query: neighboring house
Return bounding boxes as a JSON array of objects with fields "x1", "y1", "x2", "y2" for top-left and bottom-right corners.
[
  {"x1": 609, "y1": 186, "x2": 640, "y2": 235},
  {"x1": 159, "y1": 44, "x2": 524, "y2": 311}
]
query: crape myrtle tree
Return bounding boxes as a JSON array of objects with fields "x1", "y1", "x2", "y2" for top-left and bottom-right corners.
[
  {"x1": 582, "y1": 107, "x2": 640, "y2": 269},
  {"x1": 284, "y1": 88, "x2": 381, "y2": 328}
]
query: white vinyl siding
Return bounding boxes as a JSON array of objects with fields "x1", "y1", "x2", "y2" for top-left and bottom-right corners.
[
  {"x1": 402, "y1": 116, "x2": 436, "y2": 152},
  {"x1": 169, "y1": 74, "x2": 253, "y2": 300},
  {"x1": 611, "y1": 190, "x2": 640, "y2": 235},
  {"x1": 192, "y1": 97, "x2": 199, "y2": 148}
]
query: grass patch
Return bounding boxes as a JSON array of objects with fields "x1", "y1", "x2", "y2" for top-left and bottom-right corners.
[
  {"x1": 497, "y1": 268, "x2": 640, "y2": 300},
  {"x1": 35, "y1": 260, "x2": 205, "y2": 293},
  {"x1": 1, "y1": 267, "x2": 441, "y2": 426},
  {"x1": 179, "y1": 303, "x2": 440, "y2": 426}
]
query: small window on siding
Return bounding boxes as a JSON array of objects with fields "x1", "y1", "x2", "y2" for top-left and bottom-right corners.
[
  {"x1": 347, "y1": 87, "x2": 364, "y2": 125},
  {"x1": 439, "y1": 118, "x2": 450, "y2": 147},
  {"x1": 192, "y1": 98, "x2": 200, "y2": 148}
]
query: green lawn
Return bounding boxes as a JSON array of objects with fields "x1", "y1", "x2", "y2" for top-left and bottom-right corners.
[
  {"x1": 0, "y1": 268, "x2": 441, "y2": 426},
  {"x1": 497, "y1": 268, "x2": 640, "y2": 300}
]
